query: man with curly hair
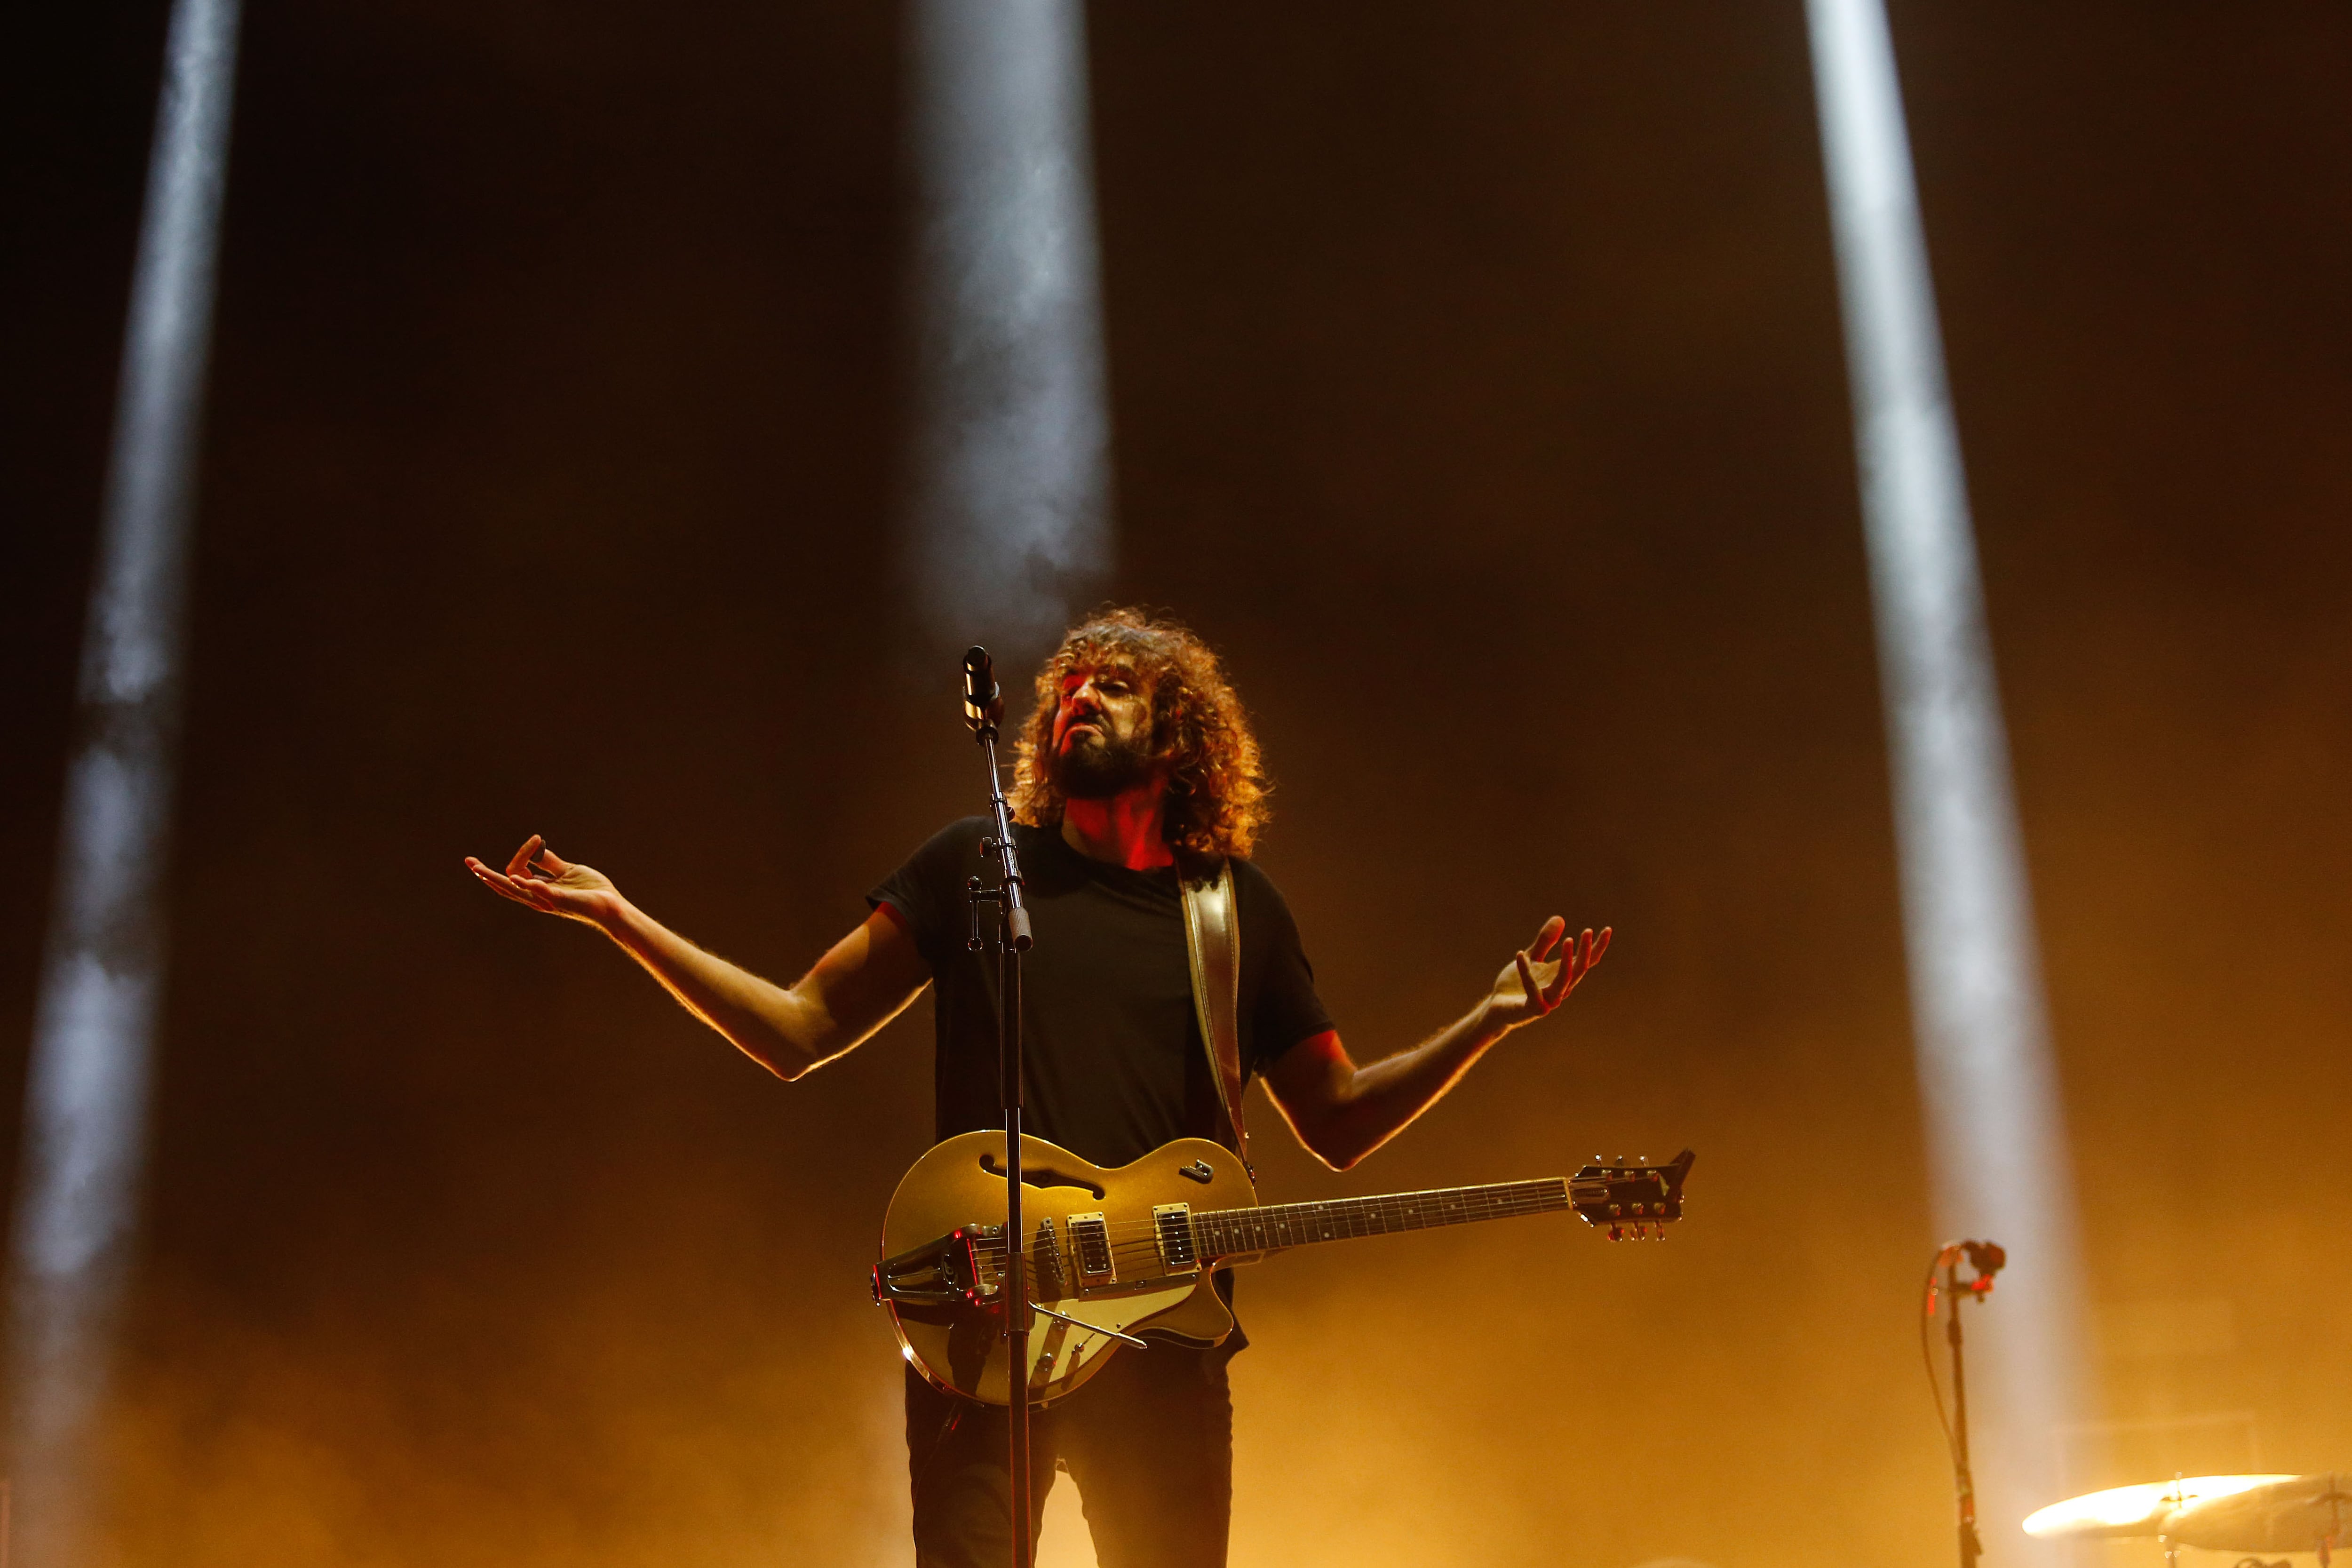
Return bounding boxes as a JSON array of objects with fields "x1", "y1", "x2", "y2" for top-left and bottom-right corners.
[{"x1": 466, "y1": 606, "x2": 1607, "y2": 1568}]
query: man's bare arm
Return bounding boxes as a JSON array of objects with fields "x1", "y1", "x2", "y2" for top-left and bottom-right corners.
[
  {"x1": 1261, "y1": 917, "x2": 1608, "y2": 1171},
  {"x1": 466, "y1": 835, "x2": 929, "y2": 1080}
]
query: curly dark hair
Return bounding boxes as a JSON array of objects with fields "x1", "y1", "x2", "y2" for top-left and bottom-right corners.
[{"x1": 1010, "y1": 608, "x2": 1271, "y2": 861}]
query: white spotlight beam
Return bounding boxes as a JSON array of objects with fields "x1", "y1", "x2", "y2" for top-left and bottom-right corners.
[
  {"x1": 6, "y1": 0, "x2": 242, "y2": 1558},
  {"x1": 1804, "y1": 0, "x2": 2093, "y2": 1553},
  {"x1": 904, "y1": 0, "x2": 1112, "y2": 658}
]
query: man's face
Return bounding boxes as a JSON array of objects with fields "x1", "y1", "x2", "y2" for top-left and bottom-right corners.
[{"x1": 1049, "y1": 661, "x2": 1158, "y2": 799}]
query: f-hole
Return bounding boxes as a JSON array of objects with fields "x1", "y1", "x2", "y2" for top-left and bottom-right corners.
[{"x1": 979, "y1": 1153, "x2": 1106, "y2": 1200}]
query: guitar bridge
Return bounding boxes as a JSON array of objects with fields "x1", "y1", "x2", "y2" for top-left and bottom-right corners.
[
  {"x1": 1032, "y1": 1217, "x2": 1070, "y2": 1298},
  {"x1": 1152, "y1": 1203, "x2": 1199, "y2": 1275}
]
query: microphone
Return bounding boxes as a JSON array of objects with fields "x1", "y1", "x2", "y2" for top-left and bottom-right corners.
[
  {"x1": 1963, "y1": 1239, "x2": 2006, "y2": 1278},
  {"x1": 962, "y1": 646, "x2": 1003, "y2": 733}
]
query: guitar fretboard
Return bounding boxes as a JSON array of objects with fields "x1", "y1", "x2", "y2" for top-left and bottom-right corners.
[{"x1": 1191, "y1": 1178, "x2": 1572, "y2": 1258}]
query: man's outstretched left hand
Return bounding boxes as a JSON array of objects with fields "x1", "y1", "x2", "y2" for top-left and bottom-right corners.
[{"x1": 1487, "y1": 916, "x2": 1610, "y2": 1032}]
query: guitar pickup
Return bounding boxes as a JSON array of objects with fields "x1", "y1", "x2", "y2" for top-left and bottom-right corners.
[
  {"x1": 1152, "y1": 1203, "x2": 1199, "y2": 1275},
  {"x1": 1068, "y1": 1212, "x2": 1114, "y2": 1283}
]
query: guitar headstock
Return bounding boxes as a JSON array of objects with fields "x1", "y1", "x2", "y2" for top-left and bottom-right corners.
[{"x1": 1569, "y1": 1148, "x2": 1694, "y2": 1240}]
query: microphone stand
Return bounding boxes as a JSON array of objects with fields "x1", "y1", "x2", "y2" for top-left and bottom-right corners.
[
  {"x1": 1931, "y1": 1240, "x2": 2004, "y2": 1568},
  {"x1": 961, "y1": 648, "x2": 1035, "y2": 1568},
  {"x1": 1947, "y1": 1252, "x2": 1982, "y2": 1568}
]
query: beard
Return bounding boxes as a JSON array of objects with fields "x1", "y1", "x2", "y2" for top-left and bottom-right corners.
[{"x1": 1051, "y1": 727, "x2": 1157, "y2": 800}]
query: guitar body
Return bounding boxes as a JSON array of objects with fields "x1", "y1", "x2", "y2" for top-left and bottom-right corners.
[{"x1": 876, "y1": 1132, "x2": 1254, "y2": 1407}]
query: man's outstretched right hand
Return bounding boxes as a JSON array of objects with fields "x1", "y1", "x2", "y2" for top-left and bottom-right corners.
[{"x1": 466, "y1": 835, "x2": 621, "y2": 929}]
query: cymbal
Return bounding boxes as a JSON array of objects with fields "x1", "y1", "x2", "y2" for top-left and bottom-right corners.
[
  {"x1": 2025, "y1": 1476, "x2": 2301, "y2": 1540},
  {"x1": 2168, "y1": 1473, "x2": 2352, "y2": 1554}
]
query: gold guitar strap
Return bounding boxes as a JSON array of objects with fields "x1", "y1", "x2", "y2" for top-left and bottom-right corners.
[{"x1": 1179, "y1": 858, "x2": 1250, "y2": 1175}]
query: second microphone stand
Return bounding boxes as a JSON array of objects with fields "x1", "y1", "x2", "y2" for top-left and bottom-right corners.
[
  {"x1": 1928, "y1": 1239, "x2": 2006, "y2": 1568},
  {"x1": 961, "y1": 647, "x2": 1036, "y2": 1568}
]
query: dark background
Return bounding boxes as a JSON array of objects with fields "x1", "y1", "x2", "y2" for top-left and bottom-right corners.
[{"x1": 5, "y1": 4, "x2": 2348, "y2": 1565}]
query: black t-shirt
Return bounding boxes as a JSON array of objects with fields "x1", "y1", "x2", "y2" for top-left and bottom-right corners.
[{"x1": 868, "y1": 817, "x2": 1335, "y2": 1168}]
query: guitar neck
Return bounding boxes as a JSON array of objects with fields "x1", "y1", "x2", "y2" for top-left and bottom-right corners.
[{"x1": 1193, "y1": 1178, "x2": 1572, "y2": 1259}]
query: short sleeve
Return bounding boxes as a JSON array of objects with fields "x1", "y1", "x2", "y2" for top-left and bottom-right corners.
[
  {"x1": 1234, "y1": 861, "x2": 1335, "y2": 1077},
  {"x1": 867, "y1": 818, "x2": 986, "y2": 972}
]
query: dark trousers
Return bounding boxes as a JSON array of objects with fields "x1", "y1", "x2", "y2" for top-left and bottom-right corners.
[{"x1": 905, "y1": 1345, "x2": 1233, "y2": 1568}]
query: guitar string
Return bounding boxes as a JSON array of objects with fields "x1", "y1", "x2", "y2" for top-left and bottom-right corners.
[
  {"x1": 891, "y1": 1184, "x2": 1677, "y2": 1313},
  {"x1": 946, "y1": 1184, "x2": 1601, "y2": 1269},
  {"x1": 899, "y1": 1180, "x2": 1674, "y2": 1281},
  {"x1": 957, "y1": 1177, "x2": 1581, "y2": 1241},
  {"x1": 953, "y1": 1181, "x2": 1579, "y2": 1253},
  {"x1": 953, "y1": 1202, "x2": 1604, "y2": 1287},
  {"x1": 961, "y1": 1190, "x2": 1603, "y2": 1258},
  {"x1": 898, "y1": 1159, "x2": 1673, "y2": 1251}
]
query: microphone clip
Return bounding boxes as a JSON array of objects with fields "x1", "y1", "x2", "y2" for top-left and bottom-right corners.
[
  {"x1": 962, "y1": 645, "x2": 1004, "y2": 736},
  {"x1": 1936, "y1": 1238, "x2": 2006, "y2": 1302}
]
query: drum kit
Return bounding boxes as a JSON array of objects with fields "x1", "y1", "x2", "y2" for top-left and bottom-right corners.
[{"x1": 2025, "y1": 1472, "x2": 2350, "y2": 1566}]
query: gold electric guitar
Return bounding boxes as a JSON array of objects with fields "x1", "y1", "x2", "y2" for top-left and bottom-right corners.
[{"x1": 872, "y1": 1131, "x2": 1694, "y2": 1406}]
